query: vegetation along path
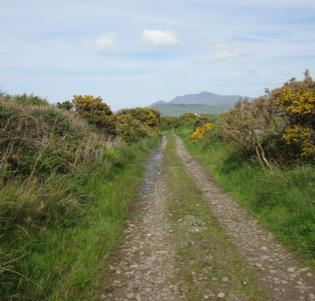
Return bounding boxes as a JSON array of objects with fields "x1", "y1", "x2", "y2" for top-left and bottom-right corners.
[{"x1": 99, "y1": 135, "x2": 315, "y2": 301}]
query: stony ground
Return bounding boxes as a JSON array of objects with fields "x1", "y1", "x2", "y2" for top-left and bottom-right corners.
[
  {"x1": 99, "y1": 138, "x2": 186, "y2": 301},
  {"x1": 99, "y1": 135, "x2": 315, "y2": 301},
  {"x1": 175, "y1": 135, "x2": 315, "y2": 301}
]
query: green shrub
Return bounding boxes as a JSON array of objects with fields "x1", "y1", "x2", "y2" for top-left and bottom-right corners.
[
  {"x1": 0, "y1": 100, "x2": 107, "y2": 180},
  {"x1": 178, "y1": 129, "x2": 315, "y2": 266},
  {"x1": 0, "y1": 95, "x2": 159, "y2": 300},
  {"x1": 115, "y1": 113, "x2": 148, "y2": 143},
  {"x1": 71, "y1": 95, "x2": 116, "y2": 137},
  {"x1": 118, "y1": 107, "x2": 160, "y2": 131}
]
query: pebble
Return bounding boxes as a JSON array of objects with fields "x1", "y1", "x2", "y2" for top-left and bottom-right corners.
[
  {"x1": 126, "y1": 293, "x2": 134, "y2": 299},
  {"x1": 100, "y1": 138, "x2": 315, "y2": 301},
  {"x1": 217, "y1": 292, "x2": 225, "y2": 298},
  {"x1": 222, "y1": 276, "x2": 229, "y2": 282}
]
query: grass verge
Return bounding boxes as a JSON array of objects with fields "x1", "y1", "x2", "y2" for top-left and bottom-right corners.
[
  {"x1": 177, "y1": 128, "x2": 315, "y2": 268},
  {"x1": 0, "y1": 137, "x2": 159, "y2": 301},
  {"x1": 163, "y1": 134, "x2": 264, "y2": 300}
]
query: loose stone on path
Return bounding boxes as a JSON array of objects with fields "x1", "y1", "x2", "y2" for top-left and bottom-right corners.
[{"x1": 175, "y1": 135, "x2": 315, "y2": 301}]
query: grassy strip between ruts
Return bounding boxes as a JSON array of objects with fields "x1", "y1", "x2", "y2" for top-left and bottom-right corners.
[
  {"x1": 163, "y1": 134, "x2": 264, "y2": 301},
  {"x1": 1, "y1": 137, "x2": 159, "y2": 301},
  {"x1": 177, "y1": 128, "x2": 315, "y2": 269}
]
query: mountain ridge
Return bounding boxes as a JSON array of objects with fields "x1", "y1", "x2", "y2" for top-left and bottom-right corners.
[{"x1": 151, "y1": 91, "x2": 242, "y2": 116}]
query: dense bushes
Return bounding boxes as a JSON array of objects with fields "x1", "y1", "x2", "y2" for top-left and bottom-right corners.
[
  {"x1": 175, "y1": 71, "x2": 315, "y2": 266},
  {"x1": 0, "y1": 93, "x2": 160, "y2": 300},
  {"x1": 115, "y1": 107, "x2": 160, "y2": 143},
  {"x1": 0, "y1": 91, "x2": 49, "y2": 106},
  {"x1": 0, "y1": 138, "x2": 158, "y2": 300},
  {"x1": 71, "y1": 95, "x2": 116, "y2": 136},
  {"x1": 160, "y1": 113, "x2": 215, "y2": 131},
  {"x1": 58, "y1": 96, "x2": 160, "y2": 142},
  {"x1": 0, "y1": 100, "x2": 108, "y2": 181},
  {"x1": 272, "y1": 70, "x2": 315, "y2": 159},
  {"x1": 0, "y1": 97, "x2": 111, "y2": 257},
  {"x1": 220, "y1": 97, "x2": 283, "y2": 168},
  {"x1": 188, "y1": 71, "x2": 314, "y2": 166},
  {"x1": 0, "y1": 99, "x2": 110, "y2": 231},
  {"x1": 114, "y1": 113, "x2": 148, "y2": 143}
]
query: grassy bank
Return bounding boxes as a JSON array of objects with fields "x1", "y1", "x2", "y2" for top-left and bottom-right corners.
[
  {"x1": 0, "y1": 99, "x2": 159, "y2": 300},
  {"x1": 163, "y1": 134, "x2": 263, "y2": 300},
  {"x1": 177, "y1": 128, "x2": 315, "y2": 268},
  {"x1": 1, "y1": 137, "x2": 158, "y2": 301}
]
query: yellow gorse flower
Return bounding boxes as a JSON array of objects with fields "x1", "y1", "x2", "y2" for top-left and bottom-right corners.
[{"x1": 191, "y1": 123, "x2": 214, "y2": 142}]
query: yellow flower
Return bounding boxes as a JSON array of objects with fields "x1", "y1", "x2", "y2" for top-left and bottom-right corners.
[{"x1": 191, "y1": 123, "x2": 214, "y2": 142}]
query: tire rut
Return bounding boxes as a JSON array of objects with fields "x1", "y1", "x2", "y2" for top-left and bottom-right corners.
[
  {"x1": 99, "y1": 137, "x2": 185, "y2": 301},
  {"x1": 175, "y1": 135, "x2": 315, "y2": 301}
]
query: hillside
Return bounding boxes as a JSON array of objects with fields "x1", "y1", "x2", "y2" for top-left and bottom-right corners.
[{"x1": 151, "y1": 92, "x2": 242, "y2": 116}]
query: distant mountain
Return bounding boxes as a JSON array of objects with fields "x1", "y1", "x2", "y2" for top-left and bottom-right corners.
[
  {"x1": 151, "y1": 91, "x2": 242, "y2": 116},
  {"x1": 170, "y1": 91, "x2": 241, "y2": 105}
]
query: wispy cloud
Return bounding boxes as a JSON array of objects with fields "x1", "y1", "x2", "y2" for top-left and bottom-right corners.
[
  {"x1": 196, "y1": 38, "x2": 249, "y2": 63},
  {"x1": 142, "y1": 29, "x2": 178, "y2": 48},
  {"x1": 0, "y1": 0, "x2": 314, "y2": 109},
  {"x1": 94, "y1": 33, "x2": 117, "y2": 54}
]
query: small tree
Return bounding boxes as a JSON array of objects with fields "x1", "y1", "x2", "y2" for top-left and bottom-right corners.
[{"x1": 221, "y1": 97, "x2": 282, "y2": 169}]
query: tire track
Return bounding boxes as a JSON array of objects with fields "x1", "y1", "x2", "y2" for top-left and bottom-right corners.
[{"x1": 175, "y1": 135, "x2": 315, "y2": 301}]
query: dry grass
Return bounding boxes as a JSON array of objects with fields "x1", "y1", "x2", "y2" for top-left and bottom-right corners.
[
  {"x1": 0, "y1": 99, "x2": 113, "y2": 182},
  {"x1": 0, "y1": 97, "x2": 159, "y2": 300}
]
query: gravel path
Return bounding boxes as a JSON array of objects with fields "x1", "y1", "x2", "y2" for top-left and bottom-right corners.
[
  {"x1": 99, "y1": 137, "x2": 185, "y2": 301},
  {"x1": 175, "y1": 135, "x2": 315, "y2": 301}
]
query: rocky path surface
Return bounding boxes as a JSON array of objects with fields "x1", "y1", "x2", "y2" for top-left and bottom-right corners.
[
  {"x1": 99, "y1": 137, "x2": 185, "y2": 301},
  {"x1": 99, "y1": 135, "x2": 315, "y2": 301},
  {"x1": 175, "y1": 135, "x2": 315, "y2": 301}
]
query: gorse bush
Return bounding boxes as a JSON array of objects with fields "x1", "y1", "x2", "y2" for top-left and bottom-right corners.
[
  {"x1": 0, "y1": 98, "x2": 110, "y2": 232},
  {"x1": 0, "y1": 100, "x2": 108, "y2": 181},
  {"x1": 160, "y1": 115, "x2": 179, "y2": 130},
  {"x1": 186, "y1": 71, "x2": 314, "y2": 166},
  {"x1": 191, "y1": 123, "x2": 214, "y2": 142},
  {"x1": 72, "y1": 95, "x2": 116, "y2": 137},
  {"x1": 0, "y1": 93, "x2": 160, "y2": 300},
  {"x1": 271, "y1": 70, "x2": 315, "y2": 159},
  {"x1": 115, "y1": 113, "x2": 148, "y2": 143},
  {"x1": 118, "y1": 107, "x2": 160, "y2": 131},
  {"x1": 115, "y1": 107, "x2": 161, "y2": 143},
  {"x1": 57, "y1": 96, "x2": 161, "y2": 142}
]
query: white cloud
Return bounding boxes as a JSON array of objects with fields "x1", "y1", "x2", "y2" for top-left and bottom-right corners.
[
  {"x1": 196, "y1": 38, "x2": 249, "y2": 63},
  {"x1": 94, "y1": 33, "x2": 117, "y2": 54},
  {"x1": 142, "y1": 29, "x2": 178, "y2": 48}
]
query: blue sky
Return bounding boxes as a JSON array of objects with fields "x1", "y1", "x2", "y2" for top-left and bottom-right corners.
[{"x1": 1, "y1": 0, "x2": 314, "y2": 110}]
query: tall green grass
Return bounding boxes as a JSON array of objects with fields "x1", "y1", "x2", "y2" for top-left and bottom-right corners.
[
  {"x1": 0, "y1": 137, "x2": 158, "y2": 301},
  {"x1": 177, "y1": 128, "x2": 315, "y2": 268},
  {"x1": 0, "y1": 98, "x2": 159, "y2": 300}
]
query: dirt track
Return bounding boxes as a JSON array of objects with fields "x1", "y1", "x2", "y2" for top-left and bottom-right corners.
[{"x1": 99, "y1": 135, "x2": 315, "y2": 301}]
